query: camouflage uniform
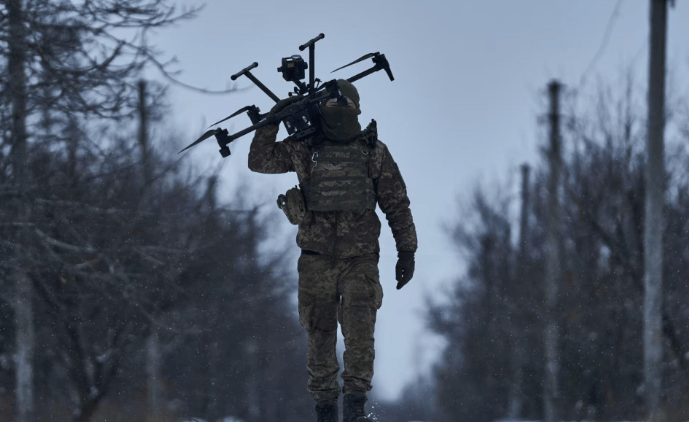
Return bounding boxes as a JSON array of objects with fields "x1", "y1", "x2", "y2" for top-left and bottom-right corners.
[{"x1": 248, "y1": 122, "x2": 417, "y2": 402}]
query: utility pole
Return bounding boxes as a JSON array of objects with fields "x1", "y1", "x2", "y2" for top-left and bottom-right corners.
[
  {"x1": 644, "y1": 0, "x2": 668, "y2": 419},
  {"x1": 543, "y1": 81, "x2": 562, "y2": 422},
  {"x1": 508, "y1": 164, "x2": 530, "y2": 419}
]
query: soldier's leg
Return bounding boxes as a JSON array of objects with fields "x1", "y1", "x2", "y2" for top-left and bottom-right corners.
[
  {"x1": 337, "y1": 253, "x2": 383, "y2": 394},
  {"x1": 298, "y1": 253, "x2": 341, "y2": 403}
]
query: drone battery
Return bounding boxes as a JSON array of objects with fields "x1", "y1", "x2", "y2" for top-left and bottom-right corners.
[
  {"x1": 289, "y1": 127, "x2": 317, "y2": 142},
  {"x1": 282, "y1": 116, "x2": 297, "y2": 135},
  {"x1": 282, "y1": 109, "x2": 313, "y2": 136}
]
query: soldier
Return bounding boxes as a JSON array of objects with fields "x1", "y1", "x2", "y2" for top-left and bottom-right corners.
[{"x1": 248, "y1": 79, "x2": 417, "y2": 422}]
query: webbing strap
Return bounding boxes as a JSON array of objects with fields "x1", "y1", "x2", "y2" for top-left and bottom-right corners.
[{"x1": 310, "y1": 176, "x2": 370, "y2": 185}]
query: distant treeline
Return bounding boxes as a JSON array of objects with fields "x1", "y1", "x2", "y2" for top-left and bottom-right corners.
[
  {"x1": 0, "y1": 2, "x2": 312, "y2": 422},
  {"x1": 416, "y1": 76, "x2": 689, "y2": 422}
]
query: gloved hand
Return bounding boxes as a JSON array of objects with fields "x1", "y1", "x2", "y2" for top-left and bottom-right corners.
[
  {"x1": 268, "y1": 95, "x2": 302, "y2": 119},
  {"x1": 395, "y1": 251, "x2": 415, "y2": 290}
]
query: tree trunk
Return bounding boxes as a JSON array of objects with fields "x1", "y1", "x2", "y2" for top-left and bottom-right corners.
[
  {"x1": 543, "y1": 81, "x2": 562, "y2": 422},
  {"x1": 246, "y1": 339, "x2": 261, "y2": 421},
  {"x1": 8, "y1": 1, "x2": 34, "y2": 421},
  {"x1": 66, "y1": 118, "x2": 80, "y2": 189},
  {"x1": 146, "y1": 328, "x2": 163, "y2": 421},
  {"x1": 507, "y1": 164, "x2": 530, "y2": 419},
  {"x1": 138, "y1": 79, "x2": 165, "y2": 421},
  {"x1": 13, "y1": 271, "x2": 34, "y2": 422},
  {"x1": 138, "y1": 80, "x2": 153, "y2": 209},
  {"x1": 138, "y1": 80, "x2": 151, "y2": 184},
  {"x1": 207, "y1": 336, "x2": 221, "y2": 420},
  {"x1": 644, "y1": 0, "x2": 667, "y2": 419}
]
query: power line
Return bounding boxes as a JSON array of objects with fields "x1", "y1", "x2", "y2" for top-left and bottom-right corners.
[{"x1": 577, "y1": 0, "x2": 625, "y2": 89}]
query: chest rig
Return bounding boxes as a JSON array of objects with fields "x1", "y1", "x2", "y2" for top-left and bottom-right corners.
[{"x1": 305, "y1": 136, "x2": 376, "y2": 212}]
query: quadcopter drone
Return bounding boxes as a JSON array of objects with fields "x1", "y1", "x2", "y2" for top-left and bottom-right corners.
[{"x1": 179, "y1": 33, "x2": 394, "y2": 158}]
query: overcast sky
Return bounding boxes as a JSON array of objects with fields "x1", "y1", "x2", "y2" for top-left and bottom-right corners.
[{"x1": 147, "y1": 0, "x2": 689, "y2": 402}]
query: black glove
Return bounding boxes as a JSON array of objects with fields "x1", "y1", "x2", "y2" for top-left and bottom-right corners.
[
  {"x1": 268, "y1": 95, "x2": 302, "y2": 119},
  {"x1": 395, "y1": 251, "x2": 415, "y2": 290}
]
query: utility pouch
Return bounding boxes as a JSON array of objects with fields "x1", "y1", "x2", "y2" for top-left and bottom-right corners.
[{"x1": 277, "y1": 186, "x2": 307, "y2": 225}]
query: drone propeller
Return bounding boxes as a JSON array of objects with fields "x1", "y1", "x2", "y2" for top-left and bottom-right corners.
[
  {"x1": 209, "y1": 106, "x2": 255, "y2": 128},
  {"x1": 178, "y1": 129, "x2": 220, "y2": 154},
  {"x1": 331, "y1": 52, "x2": 379, "y2": 73}
]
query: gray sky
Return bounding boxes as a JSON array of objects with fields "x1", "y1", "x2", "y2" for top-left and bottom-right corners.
[{"x1": 148, "y1": 0, "x2": 689, "y2": 401}]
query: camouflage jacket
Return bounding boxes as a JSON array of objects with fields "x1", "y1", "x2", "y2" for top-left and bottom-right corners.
[{"x1": 248, "y1": 123, "x2": 417, "y2": 258}]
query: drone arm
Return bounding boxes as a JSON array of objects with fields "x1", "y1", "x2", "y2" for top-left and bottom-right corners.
[
  {"x1": 299, "y1": 33, "x2": 325, "y2": 96},
  {"x1": 231, "y1": 62, "x2": 258, "y2": 80},
  {"x1": 347, "y1": 66, "x2": 380, "y2": 84},
  {"x1": 347, "y1": 54, "x2": 395, "y2": 83},
  {"x1": 231, "y1": 62, "x2": 280, "y2": 103},
  {"x1": 214, "y1": 91, "x2": 334, "y2": 158},
  {"x1": 244, "y1": 72, "x2": 280, "y2": 103},
  {"x1": 308, "y1": 42, "x2": 315, "y2": 95},
  {"x1": 219, "y1": 116, "x2": 279, "y2": 149},
  {"x1": 298, "y1": 33, "x2": 325, "y2": 52},
  {"x1": 222, "y1": 98, "x2": 315, "y2": 144}
]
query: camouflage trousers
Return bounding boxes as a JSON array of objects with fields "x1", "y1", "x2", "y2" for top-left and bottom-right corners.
[{"x1": 297, "y1": 252, "x2": 384, "y2": 403}]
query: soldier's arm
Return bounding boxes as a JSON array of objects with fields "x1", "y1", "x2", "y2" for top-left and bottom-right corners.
[
  {"x1": 248, "y1": 124, "x2": 294, "y2": 174},
  {"x1": 374, "y1": 142, "x2": 418, "y2": 253}
]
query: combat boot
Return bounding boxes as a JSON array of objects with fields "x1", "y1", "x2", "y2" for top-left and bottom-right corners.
[
  {"x1": 315, "y1": 400, "x2": 338, "y2": 422},
  {"x1": 343, "y1": 392, "x2": 372, "y2": 422}
]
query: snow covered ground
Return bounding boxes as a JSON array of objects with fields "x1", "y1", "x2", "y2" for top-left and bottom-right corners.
[{"x1": 493, "y1": 420, "x2": 688, "y2": 422}]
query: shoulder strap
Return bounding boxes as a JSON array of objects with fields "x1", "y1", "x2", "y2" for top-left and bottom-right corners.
[{"x1": 358, "y1": 119, "x2": 378, "y2": 149}]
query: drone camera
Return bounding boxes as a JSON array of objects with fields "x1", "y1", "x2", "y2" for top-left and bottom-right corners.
[{"x1": 278, "y1": 55, "x2": 308, "y2": 82}]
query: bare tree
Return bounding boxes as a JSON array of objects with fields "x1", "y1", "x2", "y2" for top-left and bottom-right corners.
[
  {"x1": 428, "y1": 189, "x2": 516, "y2": 422},
  {"x1": 429, "y1": 71, "x2": 689, "y2": 422},
  {"x1": 7, "y1": 1, "x2": 34, "y2": 420},
  {"x1": 0, "y1": 2, "x2": 198, "y2": 420}
]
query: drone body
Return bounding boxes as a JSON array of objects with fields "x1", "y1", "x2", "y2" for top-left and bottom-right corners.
[{"x1": 179, "y1": 33, "x2": 394, "y2": 158}]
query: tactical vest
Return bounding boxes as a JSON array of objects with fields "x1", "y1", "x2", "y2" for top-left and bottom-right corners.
[{"x1": 305, "y1": 138, "x2": 376, "y2": 212}]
